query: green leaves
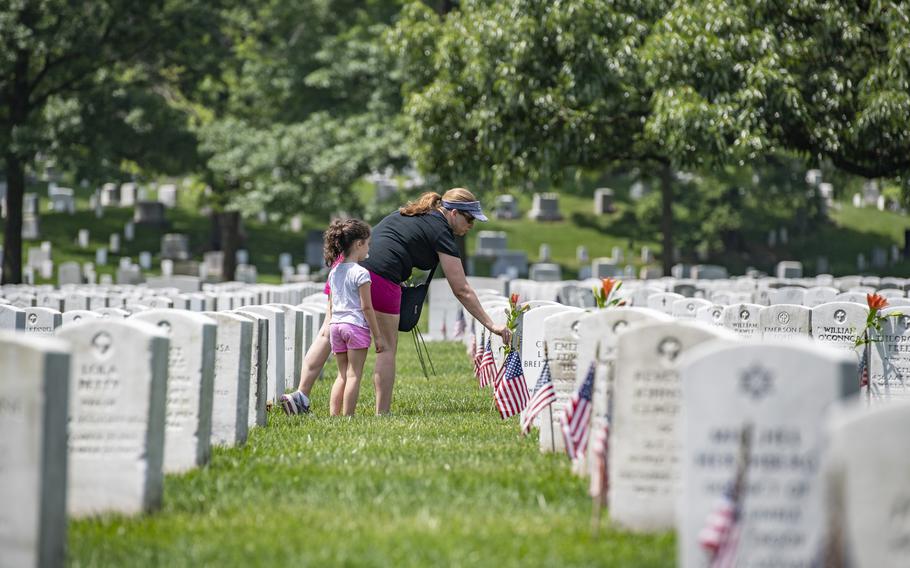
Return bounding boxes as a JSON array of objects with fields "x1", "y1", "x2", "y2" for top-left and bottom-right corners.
[
  {"x1": 394, "y1": 0, "x2": 664, "y2": 190},
  {"x1": 645, "y1": 0, "x2": 910, "y2": 179}
]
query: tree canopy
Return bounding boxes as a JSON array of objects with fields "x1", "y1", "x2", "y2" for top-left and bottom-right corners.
[
  {"x1": 2, "y1": 0, "x2": 909, "y2": 282},
  {"x1": 643, "y1": 0, "x2": 910, "y2": 180}
]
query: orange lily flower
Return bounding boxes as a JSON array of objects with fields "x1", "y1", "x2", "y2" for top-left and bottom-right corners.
[
  {"x1": 510, "y1": 293, "x2": 520, "y2": 306},
  {"x1": 867, "y1": 293, "x2": 888, "y2": 311},
  {"x1": 602, "y1": 278, "x2": 617, "y2": 298}
]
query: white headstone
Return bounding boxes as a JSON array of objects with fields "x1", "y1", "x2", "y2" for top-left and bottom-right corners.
[
  {"x1": 610, "y1": 321, "x2": 731, "y2": 531},
  {"x1": 759, "y1": 304, "x2": 811, "y2": 340},
  {"x1": 811, "y1": 302, "x2": 868, "y2": 355},
  {"x1": 62, "y1": 310, "x2": 101, "y2": 326},
  {"x1": 775, "y1": 261, "x2": 803, "y2": 279},
  {"x1": 232, "y1": 311, "x2": 269, "y2": 428},
  {"x1": 428, "y1": 277, "x2": 462, "y2": 341},
  {"x1": 677, "y1": 340, "x2": 857, "y2": 568},
  {"x1": 57, "y1": 319, "x2": 168, "y2": 516},
  {"x1": 267, "y1": 304, "x2": 305, "y2": 395},
  {"x1": 823, "y1": 400, "x2": 910, "y2": 568},
  {"x1": 540, "y1": 310, "x2": 586, "y2": 453},
  {"x1": 572, "y1": 308, "x2": 672, "y2": 475},
  {"x1": 130, "y1": 310, "x2": 217, "y2": 473},
  {"x1": 647, "y1": 292, "x2": 685, "y2": 315},
  {"x1": 804, "y1": 286, "x2": 839, "y2": 308},
  {"x1": 157, "y1": 184, "x2": 178, "y2": 208},
  {"x1": 0, "y1": 304, "x2": 26, "y2": 330},
  {"x1": 203, "y1": 312, "x2": 252, "y2": 447},
  {"x1": 237, "y1": 306, "x2": 286, "y2": 403},
  {"x1": 671, "y1": 298, "x2": 713, "y2": 320},
  {"x1": 24, "y1": 307, "x2": 62, "y2": 336},
  {"x1": 868, "y1": 308, "x2": 910, "y2": 404},
  {"x1": 769, "y1": 286, "x2": 807, "y2": 306},
  {"x1": 139, "y1": 251, "x2": 152, "y2": 270},
  {"x1": 0, "y1": 332, "x2": 70, "y2": 567},
  {"x1": 721, "y1": 303, "x2": 763, "y2": 338},
  {"x1": 695, "y1": 298, "x2": 728, "y2": 325},
  {"x1": 519, "y1": 305, "x2": 583, "y2": 433}
]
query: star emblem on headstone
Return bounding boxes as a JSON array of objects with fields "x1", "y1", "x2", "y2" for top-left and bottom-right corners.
[
  {"x1": 740, "y1": 364, "x2": 774, "y2": 401},
  {"x1": 686, "y1": 302, "x2": 696, "y2": 313},
  {"x1": 711, "y1": 308, "x2": 723, "y2": 321},
  {"x1": 657, "y1": 337, "x2": 682, "y2": 364},
  {"x1": 739, "y1": 309, "x2": 750, "y2": 321},
  {"x1": 777, "y1": 312, "x2": 791, "y2": 325},
  {"x1": 92, "y1": 332, "x2": 113, "y2": 358},
  {"x1": 28, "y1": 313, "x2": 38, "y2": 324},
  {"x1": 834, "y1": 309, "x2": 846, "y2": 324}
]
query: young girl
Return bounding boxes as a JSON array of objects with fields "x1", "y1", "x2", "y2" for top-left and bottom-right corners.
[{"x1": 324, "y1": 218, "x2": 383, "y2": 416}]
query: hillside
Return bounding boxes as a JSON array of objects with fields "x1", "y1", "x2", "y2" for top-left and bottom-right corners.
[{"x1": 3, "y1": 181, "x2": 910, "y2": 285}]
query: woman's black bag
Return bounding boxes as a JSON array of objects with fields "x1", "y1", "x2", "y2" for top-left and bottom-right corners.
[
  {"x1": 398, "y1": 264, "x2": 437, "y2": 332},
  {"x1": 398, "y1": 265, "x2": 438, "y2": 379}
]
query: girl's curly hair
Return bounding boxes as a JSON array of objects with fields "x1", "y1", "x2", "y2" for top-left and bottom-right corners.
[{"x1": 323, "y1": 218, "x2": 371, "y2": 266}]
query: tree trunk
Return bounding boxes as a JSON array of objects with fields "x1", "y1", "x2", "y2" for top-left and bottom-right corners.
[
  {"x1": 1, "y1": 154, "x2": 25, "y2": 284},
  {"x1": 659, "y1": 163, "x2": 675, "y2": 277},
  {"x1": 209, "y1": 211, "x2": 222, "y2": 250},
  {"x1": 2, "y1": 48, "x2": 31, "y2": 285},
  {"x1": 219, "y1": 210, "x2": 240, "y2": 282}
]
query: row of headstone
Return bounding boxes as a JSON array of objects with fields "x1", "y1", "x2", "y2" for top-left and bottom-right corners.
[
  {"x1": 463, "y1": 295, "x2": 907, "y2": 567},
  {"x1": 0, "y1": 278, "x2": 336, "y2": 562}
]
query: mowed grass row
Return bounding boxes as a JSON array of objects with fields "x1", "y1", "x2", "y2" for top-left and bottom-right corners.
[{"x1": 69, "y1": 341, "x2": 674, "y2": 567}]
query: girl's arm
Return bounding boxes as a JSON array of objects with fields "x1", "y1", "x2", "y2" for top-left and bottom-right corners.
[
  {"x1": 358, "y1": 282, "x2": 383, "y2": 353},
  {"x1": 326, "y1": 291, "x2": 333, "y2": 324}
]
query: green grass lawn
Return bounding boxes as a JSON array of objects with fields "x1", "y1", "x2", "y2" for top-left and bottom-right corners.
[{"x1": 68, "y1": 341, "x2": 675, "y2": 567}]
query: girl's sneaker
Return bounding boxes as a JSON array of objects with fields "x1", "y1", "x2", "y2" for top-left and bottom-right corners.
[{"x1": 280, "y1": 391, "x2": 310, "y2": 415}]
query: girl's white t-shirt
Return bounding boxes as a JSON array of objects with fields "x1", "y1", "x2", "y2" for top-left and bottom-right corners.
[{"x1": 328, "y1": 262, "x2": 371, "y2": 328}]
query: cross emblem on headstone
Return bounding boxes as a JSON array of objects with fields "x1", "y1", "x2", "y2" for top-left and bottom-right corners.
[
  {"x1": 92, "y1": 332, "x2": 113, "y2": 357},
  {"x1": 657, "y1": 337, "x2": 682, "y2": 363}
]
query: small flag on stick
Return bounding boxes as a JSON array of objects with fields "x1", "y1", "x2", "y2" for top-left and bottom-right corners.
[
  {"x1": 478, "y1": 338, "x2": 497, "y2": 388},
  {"x1": 454, "y1": 309, "x2": 466, "y2": 338},
  {"x1": 521, "y1": 358, "x2": 556, "y2": 435},
  {"x1": 494, "y1": 351, "x2": 530, "y2": 419},
  {"x1": 473, "y1": 329, "x2": 485, "y2": 378},
  {"x1": 561, "y1": 361, "x2": 595, "y2": 461},
  {"x1": 698, "y1": 423, "x2": 753, "y2": 568}
]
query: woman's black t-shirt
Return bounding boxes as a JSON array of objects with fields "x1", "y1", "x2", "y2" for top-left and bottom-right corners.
[{"x1": 360, "y1": 210, "x2": 460, "y2": 284}]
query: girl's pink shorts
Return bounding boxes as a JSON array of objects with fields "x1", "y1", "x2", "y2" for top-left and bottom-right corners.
[{"x1": 330, "y1": 323, "x2": 372, "y2": 353}]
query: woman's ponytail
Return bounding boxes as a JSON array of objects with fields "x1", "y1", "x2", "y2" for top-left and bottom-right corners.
[{"x1": 399, "y1": 192, "x2": 443, "y2": 216}]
